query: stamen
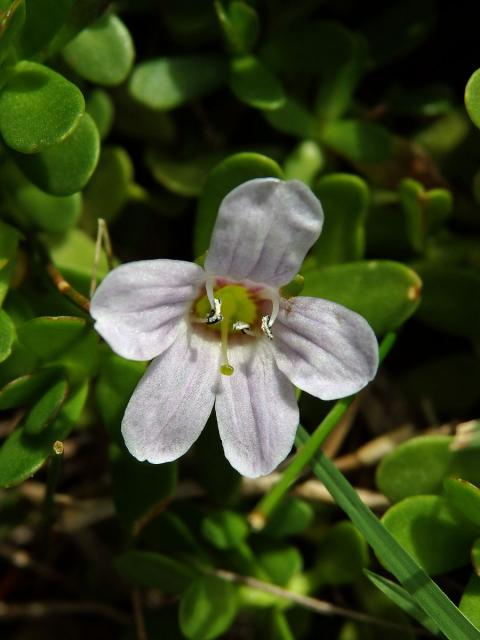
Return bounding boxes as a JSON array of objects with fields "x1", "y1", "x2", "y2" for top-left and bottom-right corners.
[
  {"x1": 232, "y1": 321, "x2": 254, "y2": 336},
  {"x1": 206, "y1": 297, "x2": 223, "y2": 325},
  {"x1": 261, "y1": 289, "x2": 280, "y2": 326},
  {"x1": 261, "y1": 315, "x2": 274, "y2": 340},
  {"x1": 220, "y1": 320, "x2": 234, "y2": 376},
  {"x1": 206, "y1": 278, "x2": 215, "y2": 307}
]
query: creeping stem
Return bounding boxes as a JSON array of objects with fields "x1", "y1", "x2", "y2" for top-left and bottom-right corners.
[{"x1": 248, "y1": 332, "x2": 397, "y2": 530}]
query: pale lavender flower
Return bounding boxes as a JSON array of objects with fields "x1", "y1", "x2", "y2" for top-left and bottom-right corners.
[{"x1": 90, "y1": 178, "x2": 378, "y2": 477}]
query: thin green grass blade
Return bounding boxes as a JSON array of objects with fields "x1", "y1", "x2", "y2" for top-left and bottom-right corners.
[{"x1": 296, "y1": 427, "x2": 480, "y2": 640}]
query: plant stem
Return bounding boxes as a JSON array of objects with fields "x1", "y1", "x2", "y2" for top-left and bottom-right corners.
[
  {"x1": 248, "y1": 332, "x2": 397, "y2": 529},
  {"x1": 41, "y1": 441, "x2": 64, "y2": 539}
]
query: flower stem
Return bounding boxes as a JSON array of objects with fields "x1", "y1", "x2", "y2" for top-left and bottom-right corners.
[
  {"x1": 248, "y1": 332, "x2": 397, "y2": 530},
  {"x1": 41, "y1": 441, "x2": 64, "y2": 543}
]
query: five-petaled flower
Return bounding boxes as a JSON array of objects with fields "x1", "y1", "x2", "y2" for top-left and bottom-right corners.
[{"x1": 91, "y1": 178, "x2": 378, "y2": 477}]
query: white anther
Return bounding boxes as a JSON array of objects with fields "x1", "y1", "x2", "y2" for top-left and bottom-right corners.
[
  {"x1": 232, "y1": 321, "x2": 254, "y2": 336},
  {"x1": 206, "y1": 297, "x2": 223, "y2": 324},
  {"x1": 261, "y1": 315, "x2": 274, "y2": 340}
]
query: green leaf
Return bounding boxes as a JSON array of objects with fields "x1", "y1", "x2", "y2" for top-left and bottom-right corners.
[
  {"x1": 13, "y1": 112, "x2": 100, "y2": 196},
  {"x1": 313, "y1": 521, "x2": 368, "y2": 585},
  {"x1": 214, "y1": 0, "x2": 259, "y2": 54},
  {"x1": 296, "y1": 426, "x2": 480, "y2": 640},
  {"x1": 3, "y1": 162, "x2": 81, "y2": 233},
  {"x1": 17, "y1": 316, "x2": 90, "y2": 361},
  {"x1": 466, "y1": 68, "x2": 480, "y2": 129},
  {"x1": 381, "y1": 495, "x2": 478, "y2": 575},
  {"x1": 414, "y1": 264, "x2": 480, "y2": 338},
  {"x1": 48, "y1": 228, "x2": 108, "y2": 295},
  {"x1": 129, "y1": 55, "x2": 227, "y2": 111},
  {"x1": 85, "y1": 89, "x2": 114, "y2": 140},
  {"x1": 115, "y1": 550, "x2": 196, "y2": 593},
  {"x1": 264, "y1": 97, "x2": 320, "y2": 139},
  {"x1": 0, "y1": 61, "x2": 84, "y2": 153},
  {"x1": 179, "y1": 575, "x2": 238, "y2": 640},
  {"x1": 194, "y1": 152, "x2": 283, "y2": 256},
  {"x1": 302, "y1": 260, "x2": 421, "y2": 335},
  {"x1": 0, "y1": 220, "x2": 20, "y2": 272},
  {"x1": 0, "y1": 0, "x2": 25, "y2": 64},
  {"x1": 376, "y1": 435, "x2": 480, "y2": 503},
  {"x1": 63, "y1": 14, "x2": 135, "y2": 86},
  {"x1": 0, "y1": 369, "x2": 60, "y2": 410},
  {"x1": 262, "y1": 496, "x2": 313, "y2": 538},
  {"x1": 229, "y1": 55, "x2": 285, "y2": 110},
  {"x1": 313, "y1": 173, "x2": 369, "y2": 265},
  {"x1": 146, "y1": 148, "x2": 220, "y2": 197},
  {"x1": 258, "y1": 545, "x2": 302, "y2": 586},
  {"x1": 364, "y1": 570, "x2": 441, "y2": 635},
  {"x1": 283, "y1": 141, "x2": 324, "y2": 185},
  {"x1": 321, "y1": 119, "x2": 393, "y2": 164},
  {"x1": 201, "y1": 510, "x2": 248, "y2": 549},
  {"x1": 84, "y1": 146, "x2": 133, "y2": 221},
  {"x1": 16, "y1": 0, "x2": 73, "y2": 59},
  {"x1": 472, "y1": 539, "x2": 480, "y2": 576},
  {"x1": 43, "y1": 0, "x2": 107, "y2": 56},
  {"x1": 460, "y1": 574, "x2": 480, "y2": 629},
  {"x1": 23, "y1": 378, "x2": 68, "y2": 435},
  {"x1": 0, "y1": 381, "x2": 88, "y2": 488},
  {"x1": 0, "y1": 309, "x2": 15, "y2": 363},
  {"x1": 398, "y1": 178, "x2": 452, "y2": 252},
  {"x1": 444, "y1": 478, "x2": 480, "y2": 528}
]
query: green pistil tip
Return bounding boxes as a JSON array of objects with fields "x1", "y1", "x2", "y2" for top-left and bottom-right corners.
[{"x1": 220, "y1": 364, "x2": 234, "y2": 376}]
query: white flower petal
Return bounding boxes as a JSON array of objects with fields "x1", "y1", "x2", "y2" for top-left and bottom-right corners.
[
  {"x1": 205, "y1": 179, "x2": 323, "y2": 287},
  {"x1": 273, "y1": 296, "x2": 379, "y2": 400},
  {"x1": 121, "y1": 322, "x2": 218, "y2": 463},
  {"x1": 215, "y1": 340, "x2": 299, "y2": 477},
  {"x1": 90, "y1": 259, "x2": 205, "y2": 361}
]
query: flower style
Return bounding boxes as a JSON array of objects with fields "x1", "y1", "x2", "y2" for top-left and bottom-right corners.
[{"x1": 90, "y1": 178, "x2": 378, "y2": 477}]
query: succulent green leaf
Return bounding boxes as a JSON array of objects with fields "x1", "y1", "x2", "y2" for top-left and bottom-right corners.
[
  {"x1": 321, "y1": 119, "x2": 393, "y2": 164},
  {"x1": 0, "y1": 381, "x2": 88, "y2": 488},
  {"x1": 179, "y1": 575, "x2": 238, "y2": 640},
  {"x1": 201, "y1": 510, "x2": 249, "y2": 549},
  {"x1": 3, "y1": 162, "x2": 81, "y2": 232},
  {"x1": 0, "y1": 61, "x2": 84, "y2": 153},
  {"x1": 0, "y1": 369, "x2": 61, "y2": 410},
  {"x1": 17, "y1": 316, "x2": 89, "y2": 361},
  {"x1": 444, "y1": 478, "x2": 480, "y2": 528},
  {"x1": 115, "y1": 550, "x2": 197, "y2": 593},
  {"x1": 365, "y1": 570, "x2": 441, "y2": 635},
  {"x1": 0, "y1": 309, "x2": 15, "y2": 363},
  {"x1": 13, "y1": 112, "x2": 100, "y2": 196},
  {"x1": 264, "y1": 97, "x2": 320, "y2": 139},
  {"x1": 313, "y1": 173, "x2": 369, "y2": 265},
  {"x1": 85, "y1": 89, "x2": 114, "y2": 140},
  {"x1": 302, "y1": 260, "x2": 421, "y2": 335},
  {"x1": 262, "y1": 496, "x2": 313, "y2": 538},
  {"x1": 85, "y1": 146, "x2": 133, "y2": 222},
  {"x1": 16, "y1": 0, "x2": 73, "y2": 59},
  {"x1": 381, "y1": 495, "x2": 478, "y2": 575},
  {"x1": 0, "y1": 0, "x2": 25, "y2": 63},
  {"x1": 460, "y1": 575, "x2": 480, "y2": 629},
  {"x1": 414, "y1": 264, "x2": 480, "y2": 338},
  {"x1": 129, "y1": 55, "x2": 227, "y2": 111},
  {"x1": 465, "y1": 68, "x2": 480, "y2": 130},
  {"x1": 43, "y1": 0, "x2": 107, "y2": 56},
  {"x1": 0, "y1": 220, "x2": 19, "y2": 305},
  {"x1": 23, "y1": 378, "x2": 68, "y2": 435},
  {"x1": 398, "y1": 178, "x2": 453, "y2": 252},
  {"x1": 146, "y1": 148, "x2": 221, "y2": 197},
  {"x1": 283, "y1": 141, "x2": 324, "y2": 185},
  {"x1": 376, "y1": 435, "x2": 480, "y2": 503},
  {"x1": 214, "y1": 0, "x2": 259, "y2": 54},
  {"x1": 63, "y1": 14, "x2": 135, "y2": 86},
  {"x1": 194, "y1": 152, "x2": 283, "y2": 256},
  {"x1": 48, "y1": 228, "x2": 108, "y2": 295},
  {"x1": 229, "y1": 55, "x2": 285, "y2": 110},
  {"x1": 313, "y1": 521, "x2": 369, "y2": 585},
  {"x1": 258, "y1": 545, "x2": 302, "y2": 586}
]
